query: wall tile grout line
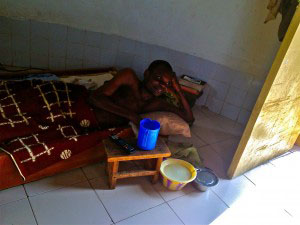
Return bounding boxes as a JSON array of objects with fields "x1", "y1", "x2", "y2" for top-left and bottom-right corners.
[
  {"x1": 219, "y1": 83, "x2": 232, "y2": 116},
  {"x1": 235, "y1": 107, "x2": 244, "y2": 125},
  {"x1": 203, "y1": 85, "x2": 211, "y2": 106},
  {"x1": 63, "y1": 25, "x2": 68, "y2": 70},
  {"x1": 9, "y1": 19, "x2": 13, "y2": 66},
  {"x1": 66, "y1": 26, "x2": 71, "y2": 69},
  {"x1": 46, "y1": 22, "x2": 50, "y2": 70},
  {"x1": 204, "y1": 74, "x2": 255, "y2": 121},
  {"x1": 29, "y1": 20, "x2": 32, "y2": 69}
]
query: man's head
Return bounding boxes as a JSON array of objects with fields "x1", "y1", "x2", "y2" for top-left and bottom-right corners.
[{"x1": 144, "y1": 60, "x2": 175, "y2": 96}]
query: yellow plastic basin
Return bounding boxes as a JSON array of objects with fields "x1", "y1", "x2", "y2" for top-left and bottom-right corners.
[{"x1": 160, "y1": 158, "x2": 197, "y2": 191}]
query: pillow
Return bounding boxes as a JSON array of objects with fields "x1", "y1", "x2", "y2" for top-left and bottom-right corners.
[
  {"x1": 130, "y1": 112, "x2": 191, "y2": 137},
  {"x1": 59, "y1": 72, "x2": 114, "y2": 90}
]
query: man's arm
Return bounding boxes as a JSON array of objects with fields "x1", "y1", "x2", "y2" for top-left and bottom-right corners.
[
  {"x1": 171, "y1": 76, "x2": 194, "y2": 124},
  {"x1": 89, "y1": 68, "x2": 141, "y2": 125}
]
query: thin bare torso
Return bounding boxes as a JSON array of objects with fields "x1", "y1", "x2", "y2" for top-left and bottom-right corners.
[{"x1": 90, "y1": 84, "x2": 153, "y2": 128}]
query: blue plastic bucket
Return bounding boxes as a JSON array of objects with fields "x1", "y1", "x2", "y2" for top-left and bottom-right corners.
[{"x1": 137, "y1": 118, "x2": 160, "y2": 150}]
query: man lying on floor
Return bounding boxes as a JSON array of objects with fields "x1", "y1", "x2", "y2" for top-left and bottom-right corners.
[{"x1": 89, "y1": 60, "x2": 195, "y2": 129}]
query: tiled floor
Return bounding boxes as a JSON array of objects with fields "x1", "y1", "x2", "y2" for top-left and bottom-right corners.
[{"x1": 1, "y1": 106, "x2": 299, "y2": 225}]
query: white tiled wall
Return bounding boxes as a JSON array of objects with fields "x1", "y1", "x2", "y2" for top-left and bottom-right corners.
[{"x1": 0, "y1": 17, "x2": 267, "y2": 125}]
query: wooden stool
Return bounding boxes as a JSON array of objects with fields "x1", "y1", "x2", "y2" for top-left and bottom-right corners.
[{"x1": 103, "y1": 138, "x2": 171, "y2": 189}]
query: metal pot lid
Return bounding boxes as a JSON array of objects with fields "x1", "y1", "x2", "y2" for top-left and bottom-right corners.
[{"x1": 194, "y1": 167, "x2": 219, "y2": 187}]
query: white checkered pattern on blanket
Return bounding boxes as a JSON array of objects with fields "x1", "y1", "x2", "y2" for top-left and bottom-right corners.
[
  {"x1": 0, "y1": 81, "x2": 31, "y2": 127},
  {"x1": 8, "y1": 134, "x2": 54, "y2": 164},
  {"x1": 57, "y1": 124, "x2": 80, "y2": 141},
  {"x1": 34, "y1": 81, "x2": 75, "y2": 122}
]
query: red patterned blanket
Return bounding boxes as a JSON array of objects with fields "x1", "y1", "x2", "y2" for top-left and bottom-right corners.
[{"x1": 0, "y1": 80, "x2": 126, "y2": 179}]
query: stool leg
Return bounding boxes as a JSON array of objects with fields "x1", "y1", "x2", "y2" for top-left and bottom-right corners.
[
  {"x1": 144, "y1": 158, "x2": 155, "y2": 170},
  {"x1": 105, "y1": 162, "x2": 109, "y2": 175},
  {"x1": 108, "y1": 161, "x2": 119, "y2": 189},
  {"x1": 152, "y1": 158, "x2": 163, "y2": 184}
]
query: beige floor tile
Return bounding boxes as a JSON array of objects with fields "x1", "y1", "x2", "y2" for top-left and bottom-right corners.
[
  {"x1": 264, "y1": 152, "x2": 300, "y2": 217},
  {"x1": 152, "y1": 180, "x2": 196, "y2": 202},
  {"x1": 211, "y1": 193, "x2": 293, "y2": 225},
  {"x1": 29, "y1": 181, "x2": 112, "y2": 225},
  {"x1": 90, "y1": 176, "x2": 164, "y2": 223},
  {"x1": 82, "y1": 162, "x2": 106, "y2": 180},
  {"x1": 193, "y1": 113, "x2": 224, "y2": 132},
  {"x1": 82, "y1": 161, "x2": 138, "y2": 180},
  {"x1": 197, "y1": 145, "x2": 229, "y2": 179},
  {"x1": 211, "y1": 175, "x2": 255, "y2": 207},
  {"x1": 270, "y1": 150, "x2": 300, "y2": 170},
  {"x1": 0, "y1": 185, "x2": 27, "y2": 206},
  {"x1": 168, "y1": 190, "x2": 228, "y2": 225},
  {"x1": 0, "y1": 199, "x2": 37, "y2": 225},
  {"x1": 116, "y1": 203, "x2": 183, "y2": 225},
  {"x1": 168, "y1": 133, "x2": 206, "y2": 147},
  {"x1": 244, "y1": 162, "x2": 276, "y2": 186},
  {"x1": 245, "y1": 157, "x2": 300, "y2": 218},
  {"x1": 200, "y1": 106, "x2": 245, "y2": 137},
  {"x1": 210, "y1": 138, "x2": 240, "y2": 164},
  {"x1": 24, "y1": 168, "x2": 86, "y2": 196},
  {"x1": 192, "y1": 125, "x2": 234, "y2": 145}
]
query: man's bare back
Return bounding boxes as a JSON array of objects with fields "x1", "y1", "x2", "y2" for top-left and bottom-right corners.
[{"x1": 88, "y1": 60, "x2": 194, "y2": 129}]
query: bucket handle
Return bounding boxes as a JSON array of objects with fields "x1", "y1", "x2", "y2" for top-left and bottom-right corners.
[{"x1": 193, "y1": 165, "x2": 214, "y2": 173}]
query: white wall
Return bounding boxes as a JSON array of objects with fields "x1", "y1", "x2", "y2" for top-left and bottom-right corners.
[{"x1": 0, "y1": 0, "x2": 281, "y2": 78}]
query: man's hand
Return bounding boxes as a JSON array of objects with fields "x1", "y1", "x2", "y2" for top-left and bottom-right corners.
[
  {"x1": 130, "y1": 114, "x2": 142, "y2": 127},
  {"x1": 172, "y1": 76, "x2": 181, "y2": 93}
]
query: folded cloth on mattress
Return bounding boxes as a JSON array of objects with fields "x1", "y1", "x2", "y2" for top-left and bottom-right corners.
[
  {"x1": 2, "y1": 73, "x2": 59, "y2": 81},
  {"x1": 0, "y1": 80, "x2": 127, "y2": 179}
]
